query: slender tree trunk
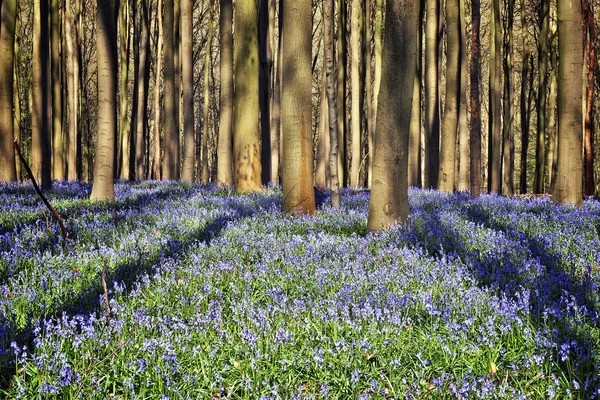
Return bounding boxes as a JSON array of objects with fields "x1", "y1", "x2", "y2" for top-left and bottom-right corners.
[
  {"x1": 316, "y1": 69, "x2": 330, "y2": 188},
  {"x1": 66, "y1": 0, "x2": 77, "y2": 180},
  {"x1": 181, "y1": 0, "x2": 195, "y2": 181},
  {"x1": 32, "y1": 0, "x2": 52, "y2": 190},
  {"x1": 502, "y1": 0, "x2": 515, "y2": 194},
  {"x1": 533, "y1": 0, "x2": 549, "y2": 193},
  {"x1": 91, "y1": 0, "x2": 119, "y2": 201},
  {"x1": 0, "y1": 0, "x2": 17, "y2": 182},
  {"x1": 488, "y1": 0, "x2": 502, "y2": 193},
  {"x1": 259, "y1": 0, "x2": 273, "y2": 184},
  {"x1": 201, "y1": 3, "x2": 213, "y2": 183},
  {"x1": 365, "y1": 0, "x2": 374, "y2": 187},
  {"x1": 268, "y1": 0, "x2": 278, "y2": 184},
  {"x1": 324, "y1": 0, "x2": 340, "y2": 208},
  {"x1": 368, "y1": 0, "x2": 417, "y2": 230},
  {"x1": 132, "y1": 0, "x2": 150, "y2": 180},
  {"x1": 217, "y1": 0, "x2": 234, "y2": 185},
  {"x1": 234, "y1": 0, "x2": 262, "y2": 192},
  {"x1": 336, "y1": 0, "x2": 347, "y2": 187},
  {"x1": 552, "y1": 0, "x2": 583, "y2": 205},
  {"x1": 174, "y1": 0, "x2": 181, "y2": 171},
  {"x1": 118, "y1": 0, "x2": 130, "y2": 179},
  {"x1": 14, "y1": 25, "x2": 22, "y2": 180},
  {"x1": 457, "y1": 0, "x2": 469, "y2": 191},
  {"x1": 424, "y1": 0, "x2": 440, "y2": 188},
  {"x1": 163, "y1": 0, "x2": 179, "y2": 180},
  {"x1": 439, "y1": 0, "x2": 460, "y2": 191},
  {"x1": 372, "y1": 0, "x2": 382, "y2": 130},
  {"x1": 408, "y1": 0, "x2": 423, "y2": 188},
  {"x1": 282, "y1": 0, "x2": 316, "y2": 214},
  {"x1": 519, "y1": 2, "x2": 531, "y2": 194},
  {"x1": 51, "y1": 0, "x2": 64, "y2": 180},
  {"x1": 469, "y1": 0, "x2": 481, "y2": 198},
  {"x1": 583, "y1": 0, "x2": 595, "y2": 196},
  {"x1": 74, "y1": 0, "x2": 83, "y2": 180},
  {"x1": 547, "y1": 7, "x2": 558, "y2": 193},
  {"x1": 350, "y1": 0, "x2": 362, "y2": 187},
  {"x1": 153, "y1": 0, "x2": 163, "y2": 180}
]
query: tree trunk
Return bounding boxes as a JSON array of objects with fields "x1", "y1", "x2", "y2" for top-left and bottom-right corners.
[
  {"x1": 201, "y1": 3, "x2": 214, "y2": 183},
  {"x1": 583, "y1": 0, "x2": 595, "y2": 196},
  {"x1": 32, "y1": 0, "x2": 52, "y2": 190},
  {"x1": 316, "y1": 67, "x2": 330, "y2": 188},
  {"x1": 66, "y1": 0, "x2": 77, "y2": 180},
  {"x1": 367, "y1": 0, "x2": 417, "y2": 230},
  {"x1": 118, "y1": 0, "x2": 130, "y2": 179},
  {"x1": 469, "y1": 0, "x2": 481, "y2": 198},
  {"x1": 424, "y1": 0, "x2": 440, "y2": 188},
  {"x1": 282, "y1": 0, "x2": 316, "y2": 214},
  {"x1": 533, "y1": 0, "x2": 549, "y2": 194},
  {"x1": 552, "y1": 0, "x2": 583, "y2": 205},
  {"x1": 547, "y1": 6, "x2": 557, "y2": 193},
  {"x1": 336, "y1": 0, "x2": 347, "y2": 187},
  {"x1": 457, "y1": 0, "x2": 469, "y2": 191},
  {"x1": 51, "y1": 0, "x2": 64, "y2": 180},
  {"x1": 259, "y1": 0, "x2": 273, "y2": 184},
  {"x1": 365, "y1": 0, "x2": 374, "y2": 187},
  {"x1": 174, "y1": 0, "x2": 181, "y2": 171},
  {"x1": 181, "y1": 0, "x2": 195, "y2": 181},
  {"x1": 217, "y1": 0, "x2": 234, "y2": 185},
  {"x1": 163, "y1": 0, "x2": 179, "y2": 180},
  {"x1": 324, "y1": 0, "x2": 340, "y2": 208},
  {"x1": 91, "y1": 0, "x2": 119, "y2": 201},
  {"x1": 372, "y1": 0, "x2": 382, "y2": 130},
  {"x1": 502, "y1": 0, "x2": 515, "y2": 194},
  {"x1": 350, "y1": 0, "x2": 362, "y2": 187},
  {"x1": 488, "y1": 0, "x2": 502, "y2": 193},
  {"x1": 0, "y1": 0, "x2": 17, "y2": 182},
  {"x1": 519, "y1": 2, "x2": 531, "y2": 194},
  {"x1": 234, "y1": 0, "x2": 262, "y2": 192},
  {"x1": 439, "y1": 0, "x2": 460, "y2": 191},
  {"x1": 132, "y1": 0, "x2": 150, "y2": 180},
  {"x1": 153, "y1": 0, "x2": 163, "y2": 180},
  {"x1": 408, "y1": 0, "x2": 423, "y2": 188},
  {"x1": 268, "y1": 0, "x2": 278, "y2": 184},
  {"x1": 14, "y1": 25, "x2": 22, "y2": 180}
]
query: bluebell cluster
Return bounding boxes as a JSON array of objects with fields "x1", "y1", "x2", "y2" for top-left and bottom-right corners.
[{"x1": 0, "y1": 181, "x2": 599, "y2": 398}]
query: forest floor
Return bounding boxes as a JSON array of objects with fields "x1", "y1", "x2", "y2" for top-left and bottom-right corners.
[{"x1": 1, "y1": 181, "x2": 599, "y2": 399}]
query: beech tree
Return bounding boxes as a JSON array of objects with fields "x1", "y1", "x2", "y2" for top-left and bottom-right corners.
[
  {"x1": 217, "y1": 0, "x2": 234, "y2": 185},
  {"x1": 424, "y1": 0, "x2": 440, "y2": 189},
  {"x1": 181, "y1": 0, "x2": 195, "y2": 182},
  {"x1": 163, "y1": 0, "x2": 179, "y2": 180},
  {"x1": 0, "y1": 0, "x2": 18, "y2": 182}
]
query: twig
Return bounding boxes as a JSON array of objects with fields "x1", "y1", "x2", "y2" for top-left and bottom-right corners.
[
  {"x1": 101, "y1": 259, "x2": 112, "y2": 320},
  {"x1": 14, "y1": 140, "x2": 68, "y2": 239}
]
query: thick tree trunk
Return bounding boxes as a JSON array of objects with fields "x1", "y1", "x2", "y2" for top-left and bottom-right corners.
[
  {"x1": 153, "y1": 0, "x2": 163, "y2": 180},
  {"x1": 367, "y1": 0, "x2": 417, "y2": 230},
  {"x1": 32, "y1": 0, "x2": 52, "y2": 190},
  {"x1": 350, "y1": 0, "x2": 362, "y2": 187},
  {"x1": 66, "y1": 0, "x2": 77, "y2": 180},
  {"x1": 534, "y1": 0, "x2": 549, "y2": 194},
  {"x1": 91, "y1": 0, "x2": 119, "y2": 201},
  {"x1": 51, "y1": 0, "x2": 64, "y2": 180},
  {"x1": 282, "y1": 0, "x2": 316, "y2": 214},
  {"x1": 217, "y1": 0, "x2": 234, "y2": 185},
  {"x1": 181, "y1": 0, "x2": 195, "y2": 182},
  {"x1": 583, "y1": 0, "x2": 595, "y2": 196},
  {"x1": 372, "y1": 0, "x2": 382, "y2": 130},
  {"x1": 439, "y1": 0, "x2": 460, "y2": 191},
  {"x1": 0, "y1": 0, "x2": 17, "y2": 182},
  {"x1": 336, "y1": 0, "x2": 347, "y2": 187},
  {"x1": 469, "y1": 0, "x2": 481, "y2": 198},
  {"x1": 519, "y1": 2, "x2": 531, "y2": 194},
  {"x1": 457, "y1": 0, "x2": 469, "y2": 191},
  {"x1": 324, "y1": 0, "x2": 340, "y2": 208},
  {"x1": 118, "y1": 0, "x2": 130, "y2": 179},
  {"x1": 201, "y1": 4, "x2": 213, "y2": 183},
  {"x1": 424, "y1": 0, "x2": 440, "y2": 188},
  {"x1": 502, "y1": 0, "x2": 515, "y2": 194},
  {"x1": 488, "y1": 0, "x2": 502, "y2": 193},
  {"x1": 163, "y1": 0, "x2": 179, "y2": 180},
  {"x1": 552, "y1": 0, "x2": 583, "y2": 205},
  {"x1": 234, "y1": 0, "x2": 262, "y2": 192},
  {"x1": 259, "y1": 0, "x2": 273, "y2": 184}
]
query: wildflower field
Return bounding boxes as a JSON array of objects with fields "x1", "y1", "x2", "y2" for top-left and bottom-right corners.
[{"x1": 1, "y1": 181, "x2": 599, "y2": 399}]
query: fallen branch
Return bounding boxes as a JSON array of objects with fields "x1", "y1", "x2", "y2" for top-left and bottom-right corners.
[{"x1": 13, "y1": 140, "x2": 68, "y2": 239}]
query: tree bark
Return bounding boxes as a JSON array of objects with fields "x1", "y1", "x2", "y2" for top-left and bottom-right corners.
[
  {"x1": 457, "y1": 0, "x2": 469, "y2": 191},
  {"x1": 439, "y1": 0, "x2": 460, "y2": 191},
  {"x1": 51, "y1": 0, "x2": 64, "y2": 180},
  {"x1": 66, "y1": 0, "x2": 78, "y2": 180},
  {"x1": 519, "y1": 2, "x2": 531, "y2": 194},
  {"x1": 367, "y1": 0, "x2": 417, "y2": 230},
  {"x1": 372, "y1": 0, "x2": 382, "y2": 130},
  {"x1": 282, "y1": 0, "x2": 316, "y2": 214},
  {"x1": 408, "y1": 0, "x2": 423, "y2": 188},
  {"x1": 259, "y1": 0, "x2": 273, "y2": 184},
  {"x1": 163, "y1": 0, "x2": 179, "y2": 180},
  {"x1": 424, "y1": 0, "x2": 440, "y2": 188},
  {"x1": 132, "y1": 0, "x2": 150, "y2": 180},
  {"x1": 316, "y1": 67, "x2": 330, "y2": 188},
  {"x1": 552, "y1": 0, "x2": 583, "y2": 205},
  {"x1": 153, "y1": 0, "x2": 163, "y2": 180},
  {"x1": 582, "y1": 0, "x2": 595, "y2": 196},
  {"x1": 501, "y1": 0, "x2": 515, "y2": 194},
  {"x1": 32, "y1": 0, "x2": 52, "y2": 190},
  {"x1": 14, "y1": 26, "x2": 22, "y2": 181},
  {"x1": 350, "y1": 0, "x2": 362, "y2": 187},
  {"x1": 365, "y1": 0, "x2": 374, "y2": 187},
  {"x1": 268, "y1": 0, "x2": 278, "y2": 184},
  {"x1": 469, "y1": 0, "x2": 481, "y2": 198},
  {"x1": 534, "y1": 0, "x2": 549, "y2": 194},
  {"x1": 336, "y1": 0, "x2": 347, "y2": 187},
  {"x1": 547, "y1": 7, "x2": 557, "y2": 193},
  {"x1": 91, "y1": 0, "x2": 119, "y2": 201},
  {"x1": 201, "y1": 3, "x2": 214, "y2": 183},
  {"x1": 217, "y1": 0, "x2": 234, "y2": 185},
  {"x1": 181, "y1": 0, "x2": 195, "y2": 181},
  {"x1": 488, "y1": 0, "x2": 502, "y2": 193},
  {"x1": 0, "y1": 0, "x2": 17, "y2": 182},
  {"x1": 118, "y1": 0, "x2": 130, "y2": 179},
  {"x1": 234, "y1": 0, "x2": 262, "y2": 192}
]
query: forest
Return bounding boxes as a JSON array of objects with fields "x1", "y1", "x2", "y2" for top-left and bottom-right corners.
[{"x1": 0, "y1": 0, "x2": 600, "y2": 397}]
